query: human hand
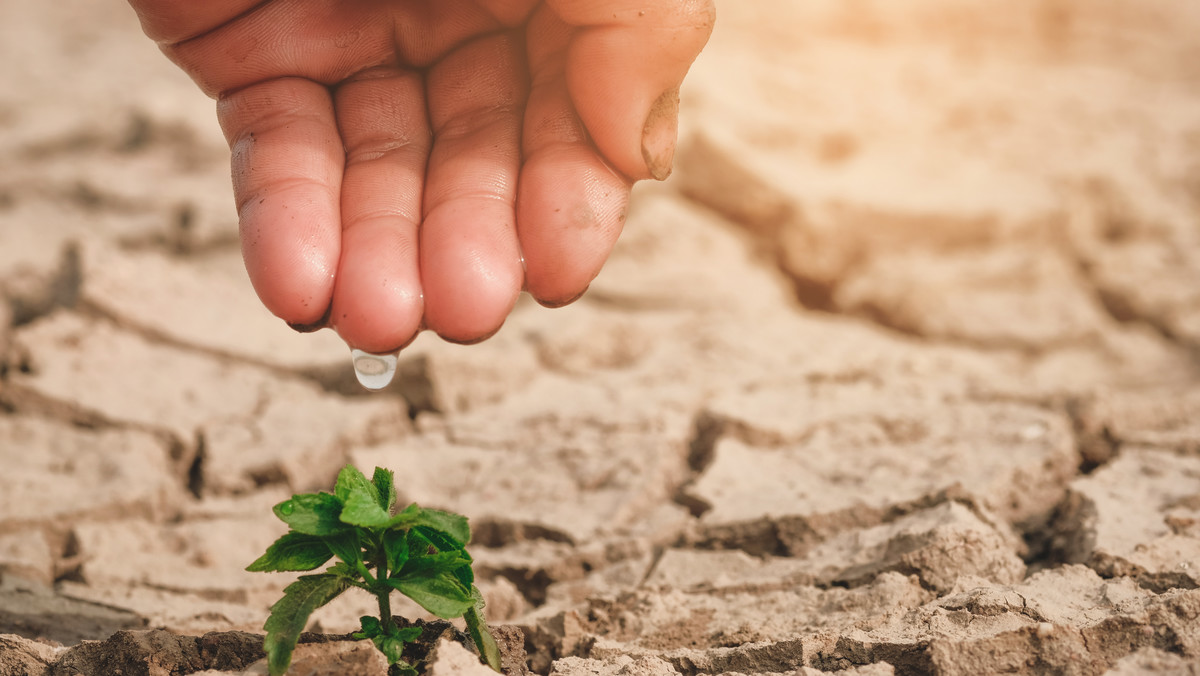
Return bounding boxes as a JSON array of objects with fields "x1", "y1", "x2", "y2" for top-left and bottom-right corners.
[{"x1": 128, "y1": 0, "x2": 715, "y2": 351}]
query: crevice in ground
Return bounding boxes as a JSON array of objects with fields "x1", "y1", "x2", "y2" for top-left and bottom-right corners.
[
  {"x1": 670, "y1": 411, "x2": 725, "y2": 518},
  {"x1": 1, "y1": 242, "x2": 82, "y2": 329}
]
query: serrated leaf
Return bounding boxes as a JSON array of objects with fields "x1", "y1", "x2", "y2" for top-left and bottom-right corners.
[
  {"x1": 246, "y1": 533, "x2": 333, "y2": 572},
  {"x1": 465, "y1": 604, "x2": 503, "y2": 673},
  {"x1": 326, "y1": 561, "x2": 357, "y2": 579},
  {"x1": 372, "y1": 467, "x2": 397, "y2": 513},
  {"x1": 407, "y1": 528, "x2": 474, "y2": 587},
  {"x1": 383, "y1": 529, "x2": 410, "y2": 574},
  {"x1": 340, "y1": 489, "x2": 392, "y2": 528},
  {"x1": 323, "y1": 529, "x2": 362, "y2": 568},
  {"x1": 400, "y1": 550, "x2": 471, "y2": 578},
  {"x1": 412, "y1": 508, "x2": 471, "y2": 547},
  {"x1": 263, "y1": 574, "x2": 349, "y2": 676},
  {"x1": 388, "y1": 569, "x2": 474, "y2": 619},
  {"x1": 334, "y1": 464, "x2": 380, "y2": 505},
  {"x1": 273, "y1": 492, "x2": 345, "y2": 535},
  {"x1": 385, "y1": 503, "x2": 422, "y2": 530}
]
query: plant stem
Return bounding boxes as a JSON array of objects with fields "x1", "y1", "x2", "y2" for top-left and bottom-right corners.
[
  {"x1": 377, "y1": 587, "x2": 394, "y2": 635},
  {"x1": 375, "y1": 540, "x2": 394, "y2": 635}
]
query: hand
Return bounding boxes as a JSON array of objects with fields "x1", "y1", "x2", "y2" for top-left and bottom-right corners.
[{"x1": 128, "y1": 0, "x2": 715, "y2": 351}]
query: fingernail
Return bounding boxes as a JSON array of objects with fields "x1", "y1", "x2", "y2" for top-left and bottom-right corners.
[
  {"x1": 287, "y1": 305, "x2": 332, "y2": 333},
  {"x1": 642, "y1": 87, "x2": 680, "y2": 181},
  {"x1": 438, "y1": 322, "x2": 505, "y2": 346},
  {"x1": 537, "y1": 284, "x2": 589, "y2": 309}
]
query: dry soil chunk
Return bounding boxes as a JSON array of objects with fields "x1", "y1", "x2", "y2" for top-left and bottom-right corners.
[
  {"x1": 241, "y1": 639, "x2": 387, "y2": 676},
  {"x1": 1104, "y1": 648, "x2": 1200, "y2": 675},
  {"x1": 49, "y1": 628, "x2": 202, "y2": 676},
  {"x1": 352, "y1": 386, "x2": 693, "y2": 542},
  {"x1": 0, "y1": 416, "x2": 177, "y2": 525},
  {"x1": 0, "y1": 633, "x2": 59, "y2": 676},
  {"x1": 550, "y1": 654, "x2": 681, "y2": 675},
  {"x1": 12, "y1": 312, "x2": 405, "y2": 494},
  {"x1": 70, "y1": 501, "x2": 292, "y2": 595},
  {"x1": 1086, "y1": 389, "x2": 1200, "y2": 455},
  {"x1": 693, "y1": 388, "x2": 1075, "y2": 542},
  {"x1": 531, "y1": 572, "x2": 928, "y2": 671},
  {"x1": 656, "y1": 501, "x2": 1024, "y2": 593},
  {"x1": 802, "y1": 501, "x2": 1025, "y2": 592},
  {"x1": 1057, "y1": 447, "x2": 1200, "y2": 590},
  {"x1": 81, "y1": 243, "x2": 347, "y2": 370},
  {"x1": 834, "y1": 245, "x2": 1108, "y2": 350},
  {"x1": 0, "y1": 529, "x2": 54, "y2": 588},
  {"x1": 426, "y1": 638, "x2": 500, "y2": 676},
  {"x1": 838, "y1": 566, "x2": 1199, "y2": 675}
]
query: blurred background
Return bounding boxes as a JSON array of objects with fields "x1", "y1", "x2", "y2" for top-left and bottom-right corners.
[{"x1": 0, "y1": 0, "x2": 1198, "y2": 671}]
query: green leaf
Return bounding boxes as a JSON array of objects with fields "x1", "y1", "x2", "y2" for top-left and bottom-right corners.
[
  {"x1": 340, "y1": 489, "x2": 392, "y2": 528},
  {"x1": 323, "y1": 529, "x2": 362, "y2": 568},
  {"x1": 388, "y1": 570, "x2": 474, "y2": 619},
  {"x1": 375, "y1": 635, "x2": 407, "y2": 665},
  {"x1": 335, "y1": 465, "x2": 380, "y2": 505},
  {"x1": 385, "y1": 503, "x2": 422, "y2": 530},
  {"x1": 263, "y1": 574, "x2": 349, "y2": 676},
  {"x1": 352, "y1": 615, "x2": 381, "y2": 640},
  {"x1": 383, "y1": 529, "x2": 410, "y2": 574},
  {"x1": 412, "y1": 508, "x2": 471, "y2": 547},
  {"x1": 273, "y1": 492, "x2": 345, "y2": 535},
  {"x1": 465, "y1": 603, "x2": 503, "y2": 673},
  {"x1": 372, "y1": 467, "x2": 397, "y2": 513},
  {"x1": 393, "y1": 626, "x2": 422, "y2": 642},
  {"x1": 400, "y1": 550, "x2": 471, "y2": 578},
  {"x1": 369, "y1": 625, "x2": 420, "y2": 666},
  {"x1": 246, "y1": 533, "x2": 333, "y2": 572}
]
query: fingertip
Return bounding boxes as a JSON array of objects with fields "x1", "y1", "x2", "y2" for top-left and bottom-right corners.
[
  {"x1": 534, "y1": 284, "x2": 589, "y2": 309},
  {"x1": 239, "y1": 194, "x2": 340, "y2": 327},
  {"x1": 518, "y1": 148, "x2": 630, "y2": 305},
  {"x1": 420, "y1": 201, "x2": 524, "y2": 345}
]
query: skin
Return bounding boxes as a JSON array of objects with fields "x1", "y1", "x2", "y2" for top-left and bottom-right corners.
[{"x1": 127, "y1": 0, "x2": 715, "y2": 352}]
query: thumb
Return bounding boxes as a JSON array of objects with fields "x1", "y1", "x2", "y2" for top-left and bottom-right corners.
[{"x1": 548, "y1": 0, "x2": 716, "y2": 181}]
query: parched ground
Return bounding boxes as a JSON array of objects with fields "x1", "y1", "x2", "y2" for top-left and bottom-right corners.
[{"x1": 2, "y1": 1, "x2": 1200, "y2": 674}]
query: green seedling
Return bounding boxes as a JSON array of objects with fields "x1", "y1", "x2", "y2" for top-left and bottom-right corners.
[{"x1": 247, "y1": 464, "x2": 502, "y2": 676}]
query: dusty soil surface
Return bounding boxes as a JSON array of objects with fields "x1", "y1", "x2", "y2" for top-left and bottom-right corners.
[{"x1": 2, "y1": 0, "x2": 1200, "y2": 674}]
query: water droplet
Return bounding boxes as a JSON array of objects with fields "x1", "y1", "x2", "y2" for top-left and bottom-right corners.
[
  {"x1": 351, "y1": 349, "x2": 399, "y2": 391},
  {"x1": 278, "y1": 502, "x2": 295, "y2": 516}
]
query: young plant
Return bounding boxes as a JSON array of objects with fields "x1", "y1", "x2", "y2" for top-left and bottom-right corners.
[{"x1": 247, "y1": 464, "x2": 502, "y2": 676}]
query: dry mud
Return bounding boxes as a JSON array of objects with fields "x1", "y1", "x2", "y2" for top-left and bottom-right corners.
[{"x1": 2, "y1": 1, "x2": 1200, "y2": 675}]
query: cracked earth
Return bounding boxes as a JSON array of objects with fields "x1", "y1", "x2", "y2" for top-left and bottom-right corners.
[{"x1": 2, "y1": 1, "x2": 1200, "y2": 675}]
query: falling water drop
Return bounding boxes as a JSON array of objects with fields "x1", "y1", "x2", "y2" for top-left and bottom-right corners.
[{"x1": 351, "y1": 349, "x2": 399, "y2": 391}]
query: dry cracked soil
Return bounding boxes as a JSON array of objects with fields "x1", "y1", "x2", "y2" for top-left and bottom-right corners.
[{"x1": 2, "y1": 1, "x2": 1200, "y2": 675}]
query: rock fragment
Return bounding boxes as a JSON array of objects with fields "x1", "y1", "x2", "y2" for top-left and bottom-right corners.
[
  {"x1": 691, "y1": 386, "x2": 1076, "y2": 551},
  {"x1": 426, "y1": 638, "x2": 498, "y2": 676},
  {"x1": 1055, "y1": 447, "x2": 1200, "y2": 590},
  {"x1": 0, "y1": 633, "x2": 59, "y2": 676},
  {"x1": 240, "y1": 639, "x2": 387, "y2": 676}
]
